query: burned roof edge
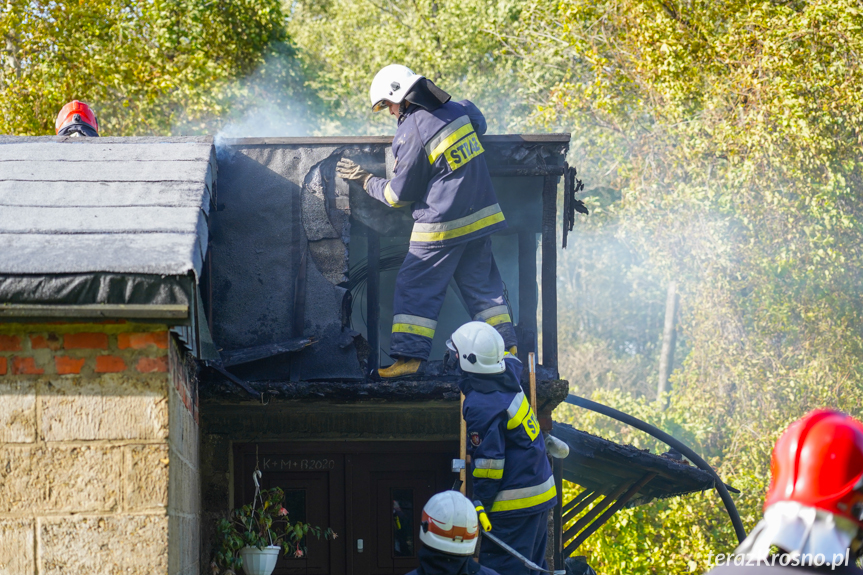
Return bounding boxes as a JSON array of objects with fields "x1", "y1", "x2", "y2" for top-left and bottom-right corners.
[
  {"x1": 219, "y1": 133, "x2": 572, "y2": 146},
  {"x1": 200, "y1": 371, "x2": 570, "y2": 406}
]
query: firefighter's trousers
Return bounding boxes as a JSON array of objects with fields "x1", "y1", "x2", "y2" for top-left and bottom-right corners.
[
  {"x1": 480, "y1": 509, "x2": 550, "y2": 575},
  {"x1": 390, "y1": 236, "x2": 517, "y2": 360}
]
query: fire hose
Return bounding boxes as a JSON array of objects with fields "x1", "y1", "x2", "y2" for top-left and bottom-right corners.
[{"x1": 474, "y1": 501, "x2": 566, "y2": 575}]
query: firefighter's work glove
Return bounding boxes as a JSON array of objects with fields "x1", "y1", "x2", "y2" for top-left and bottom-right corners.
[{"x1": 336, "y1": 158, "x2": 372, "y2": 188}]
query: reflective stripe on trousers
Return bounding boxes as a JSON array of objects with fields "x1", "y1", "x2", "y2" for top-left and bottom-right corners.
[
  {"x1": 391, "y1": 314, "x2": 437, "y2": 339},
  {"x1": 474, "y1": 304, "x2": 512, "y2": 327},
  {"x1": 410, "y1": 204, "x2": 504, "y2": 243}
]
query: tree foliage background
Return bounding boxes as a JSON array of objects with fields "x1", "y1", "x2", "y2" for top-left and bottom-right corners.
[{"x1": 5, "y1": 0, "x2": 863, "y2": 573}]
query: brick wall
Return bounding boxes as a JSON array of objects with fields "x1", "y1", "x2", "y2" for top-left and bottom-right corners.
[{"x1": 0, "y1": 322, "x2": 199, "y2": 575}]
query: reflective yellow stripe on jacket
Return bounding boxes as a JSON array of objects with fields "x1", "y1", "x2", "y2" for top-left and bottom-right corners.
[
  {"x1": 410, "y1": 204, "x2": 505, "y2": 243},
  {"x1": 384, "y1": 182, "x2": 410, "y2": 208},
  {"x1": 490, "y1": 476, "x2": 557, "y2": 513},
  {"x1": 391, "y1": 314, "x2": 436, "y2": 339},
  {"x1": 474, "y1": 305, "x2": 512, "y2": 327},
  {"x1": 473, "y1": 457, "x2": 505, "y2": 480},
  {"x1": 425, "y1": 115, "x2": 485, "y2": 171},
  {"x1": 506, "y1": 391, "x2": 540, "y2": 441}
]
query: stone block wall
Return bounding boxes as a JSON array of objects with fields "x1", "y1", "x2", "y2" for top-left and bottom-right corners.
[
  {"x1": 0, "y1": 322, "x2": 199, "y2": 575},
  {"x1": 167, "y1": 336, "x2": 201, "y2": 575}
]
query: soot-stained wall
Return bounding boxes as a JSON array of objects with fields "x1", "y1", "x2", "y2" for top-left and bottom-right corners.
[
  {"x1": 209, "y1": 137, "x2": 566, "y2": 381},
  {"x1": 210, "y1": 141, "x2": 393, "y2": 381}
]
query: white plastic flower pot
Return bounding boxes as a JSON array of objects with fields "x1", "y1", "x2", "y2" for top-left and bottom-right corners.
[{"x1": 239, "y1": 545, "x2": 281, "y2": 575}]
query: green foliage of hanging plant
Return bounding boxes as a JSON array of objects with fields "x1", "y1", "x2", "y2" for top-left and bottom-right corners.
[{"x1": 212, "y1": 487, "x2": 336, "y2": 572}]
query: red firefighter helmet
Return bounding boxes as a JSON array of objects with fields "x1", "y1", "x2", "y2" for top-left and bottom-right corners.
[
  {"x1": 55, "y1": 100, "x2": 99, "y2": 136},
  {"x1": 765, "y1": 409, "x2": 863, "y2": 526}
]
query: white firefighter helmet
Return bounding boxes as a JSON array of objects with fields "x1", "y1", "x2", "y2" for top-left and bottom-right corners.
[
  {"x1": 369, "y1": 64, "x2": 424, "y2": 112},
  {"x1": 419, "y1": 491, "x2": 479, "y2": 555},
  {"x1": 447, "y1": 321, "x2": 506, "y2": 375}
]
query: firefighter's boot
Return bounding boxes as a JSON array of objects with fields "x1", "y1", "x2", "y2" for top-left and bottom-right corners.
[{"x1": 375, "y1": 358, "x2": 424, "y2": 379}]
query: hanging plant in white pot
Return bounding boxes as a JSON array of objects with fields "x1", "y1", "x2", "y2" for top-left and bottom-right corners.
[{"x1": 212, "y1": 470, "x2": 336, "y2": 575}]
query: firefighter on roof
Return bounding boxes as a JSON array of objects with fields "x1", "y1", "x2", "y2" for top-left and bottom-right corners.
[
  {"x1": 407, "y1": 490, "x2": 502, "y2": 575},
  {"x1": 336, "y1": 64, "x2": 516, "y2": 379},
  {"x1": 448, "y1": 321, "x2": 556, "y2": 575},
  {"x1": 707, "y1": 409, "x2": 863, "y2": 575},
  {"x1": 55, "y1": 100, "x2": 99, "y2": 137}
]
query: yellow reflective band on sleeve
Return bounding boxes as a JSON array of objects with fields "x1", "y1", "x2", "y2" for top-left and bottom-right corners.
[
  {"x1": 474, "y1": 458, "x2": 505, "y2": 469},
  {"x1": 506, "y1": 393, "x2": 540, "y2": 440},
  {"x1": 410, "y1": 211, "x2": 505, "y2": 243},
  {"x1": 384, "y1": 182, "x2": 410, "y2": 208},
  {"x1": 490, "y1": 478, "x2": 557, "y2": 513},
  {"x1": 425, "y1": 116, "x2": 470, "y2": 158},
  {"x1": 506, "y1": 394, "x2": 530, "y2": 430},
  {"x1": 473, "y1": 468, "x2": 504, "y2": 480},
  {"x1": 485, "y1": 313, "x2": 512, "y2": 327},
  {"x1": 428, "y1": 120, "x2": 475, "y2": 164}
]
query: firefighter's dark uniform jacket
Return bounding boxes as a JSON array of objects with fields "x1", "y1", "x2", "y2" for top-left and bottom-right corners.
[
  {"x1": 460, "y1": 356, "x2": 557, "y2": 516},
  {"x1": 364, "y1": 99, "x2": 517, "y2": 360},
  {"x1": 366, "y1": 100, "x2": 507, "y2": 248},
  {"x1": 405, "y1": 547, "x2": 501, "y2": 575}
]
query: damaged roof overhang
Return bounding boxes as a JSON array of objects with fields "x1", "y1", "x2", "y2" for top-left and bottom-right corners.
[
  {"x1": 202, "y1": 363, "x2": 570, "y2": 408},
  {"x1": 551, "y1": 422, "x2": 715, "y2": 506},
  {"x1": 0, "y1": 136, "x2": 216, "y2": 323}
]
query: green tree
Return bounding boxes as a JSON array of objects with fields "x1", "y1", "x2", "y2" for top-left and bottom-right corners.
[
  {"x1": 506, "y1": 0, "x2": 863, "y2": 572},
  {"x1": 0, "y1": 0, "x2": 311, "y2": 135},
  {"x1": 285, "y1": 0, "x2": 530, "y2": 134}
]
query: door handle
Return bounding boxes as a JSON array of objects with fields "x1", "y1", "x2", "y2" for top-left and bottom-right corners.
[{"x1": 357, "y1": 538, "x2": 364, "y2": 553}]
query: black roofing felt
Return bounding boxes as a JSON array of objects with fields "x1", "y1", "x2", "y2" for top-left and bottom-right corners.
[
  {"x1": 209, "y1": 136, "x2": 570, "y2": 382},
  {"x1": 552, "y1": 421, "x2": 715, "y2": 507},
  {"x1": 0, "y1": 137, "x2": 215, "y2": 277}
]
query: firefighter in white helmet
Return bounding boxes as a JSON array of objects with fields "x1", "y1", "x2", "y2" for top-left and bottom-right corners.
[
  {"x1": 336, "y1": 64, "x2": 517, "y2": 380},
  {"x1": 448, "y1": 322, "x2": 557, "y2": 575},
  {"x1": 409, "y1": 490, "x2": 501, "y2": 575}
]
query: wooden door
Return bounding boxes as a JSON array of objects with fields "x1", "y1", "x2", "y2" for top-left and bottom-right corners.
[
  {"x1": 234, "y1": 442, "x2": 456, "y2": 575},
  {"x1": 235, "y1": 448, "x2": 347, "y2": 575},
  {"x1": 348, "y1": 448, "x2": 453, "y2": 575}
]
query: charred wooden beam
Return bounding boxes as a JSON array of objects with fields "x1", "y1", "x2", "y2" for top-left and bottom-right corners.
[
  {"x1": 565, "y1": 473, "x2": 657, "y2": 555},
  {"x1": 200, "y1": 370, "x2": 569, "y2": 406},
  {"x1": 488, "y1": 166, "x2": 566, "y2": 177},
  {"x1": 563, "y1": 488, "x2": 596, "y2": 515},
  {"x1": 562, "y1": 489, "x2": 604, "y2": 525},
  {"x1": 220, "y1": 338, "x2": 313, "y2": 367},
  {"x1": 553, "y1": 458, "x2": 564, "y2": 572},
  {"x1": 366, "y1": 224, "x2": 381, "y2": 372},
  {"x1": 219, "y1": 134, "x2": 572, "y2": 147},
  {"x1": 562, "y1": 480, "x2": 632, "y2": 549},
  {"x1": 541, "y1": 174, "x2": 559, "y2": 370}
]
